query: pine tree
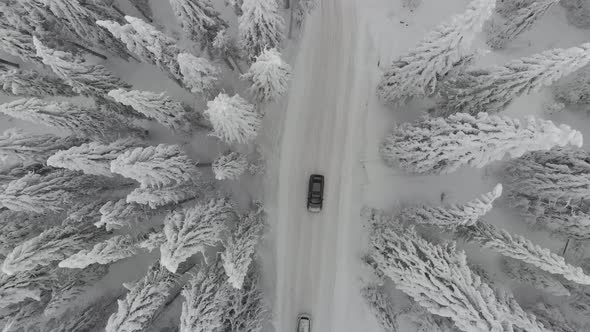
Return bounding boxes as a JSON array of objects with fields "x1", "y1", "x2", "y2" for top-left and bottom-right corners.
[
  {"x1": 361, "y1": 284, "x2": 398, "y2": 332},
  {"x1": 106, "y1": 263, "x2": 179, "y2": 332},
  {"x1": 222, "y1": 267, "x2": 270, "y2": 332},
  {"x1": 0, "y1": 128, "x2": 85, "y2": 165},
  {"x1": 0, "y1": 295, "x2": 48, "y2": 332},
  {"x1": 213, "y1": 151, "x2": 248, "y2": 180},
  {"x1": 59, "y1": 234, "x2": 139, "y2": 269},
  {"x1": 0, "y1": 211, "x2": 50, "y2": 257},
  {"x1": 436, "y1": 43, "x2": 590, "y2": 116},
  {"x1": 0, "y1": 66, "x2": 76, "y2": 97},
  {"x1": 160, "y1": 198, "x2": 234, "y2": 273},
  {"x1": 401, "y1": 184, "x2": 502, "y2": 229},
  {"x1": 377, "y1": 0, "x2": 495, "y2": 104},
  {"x1": 456, "y1": 221, "x2": 590, "y2": 285},
  {"x1": 0, "y1": 26, "x2": 42, "y2": 65},
  {"x1": 126, "y1": 182, "x2": 200, "y2": 209},
  {"x1": 522, "y1": 202, "x2": 590, "y2": 240},
  {"x1": 239, "y1": 0, "x2": 285, "y2": 60},
  {"x1": 180, "y1": 258, "x2": 228, "y2": 332},
  {"x1": 111, "y1": 144, "x2": 200, "y2": 188},
  {"x1": 501, "y1": 258, "x2": 570, "y2": 296},
  {"x1": 169, "y1": 0, "x2": 228, "y2": 49},
  {"x1": 370, "y1": 226, "x2": 549, "y2": 332},
  {"x1": 97, "y1": 16, "x2": 184, "y2": 82},
  {"x1": 96, "y1": 199, "x2": 151, "y2": 230},
  {"x1": 243, "y1": 47, "x2": 291, "y2": 103},
  {"x1": 34, "y1": 37, "x2": 130, "y2": 96},
  {"x1": 44, "y1": 295, "x2": 115, "y2": 332},
  {"x1": 177, "y1": 52, "x2": 219, "y2": 95},
  {"x1": 0, "y1": 266, "x2": 55, "y2": 308},
  {"x1": 554, "y1": 64, "x2": 590, "y2": 105},
  {"x1": 380, "y1": 112, "x2": 583, "y2": 175},
  {"x1": 108, "y1": 89, "x2": 190, "y2": 133},
  {"x1": 138, "y1": 231, "x2": 166, "y2": 252},
  {"x1": 205, "y1": 93, "x2": 261, "y2": 144},
  {"x1": 486, "y1": 0, "x2": 559, "y2": 50},
  {"x1": 222, "y1": 203, "x2": 265, "y2": 289},
  {"x1": 1, "y1": 224, "x2": 100, "y2": 275}
]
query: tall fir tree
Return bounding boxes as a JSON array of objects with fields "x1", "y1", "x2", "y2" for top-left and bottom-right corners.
[
  {"x1": 380, "y1": 112, "x2": 582, "y2": 175},
  {"x1": 238, "y1": 0, "x2": 285, "y2": 60},
  {"x1": 59, "y1": 234, "x2": 140, "y2": 269},
  {"x1": 177, "y1": 52, "x2": 219, "y2": 95},
  {"x1": 243, "y1": 47, "x2": 291, "y2": 103},
  {"x1": 96, "y1": 199, "x2": 151, "y2": 230},
  {"x1": 361, "y1": 284, "x2": 399, "y2": 332},
  {"x1": 169, "y1": 0, "x2": 228, "y2": 50},
  {"x1": 0, "y1": 25, "x2": 43, "y2": 65},
  {"x1": 212, "y1": 151, "x2": 248, "y2": 180},
  {"x1": 205, "y1": 93, "x2": 261, "y2": 145},
  {"x1": 222, "y1": 267, "x2": 270, "y2": 332},
  {"x1": 126, "y1": 181, "x2": 200, "y2": 209},
  {"x1": 501, "y1": 258, "x2": 570, "y2": 297},
  {"x1": 0, "y1": 128, "x2": 86, "y2": 165},
  {"x1": 0, "y1": 66, "x2": 76, "y2": 97},
  {"x1": 436, "y1": 43, "x2": 590, "y2": 116},
  {"x1": 377, "y1": 0, "x2": 495, "y2": 104}
]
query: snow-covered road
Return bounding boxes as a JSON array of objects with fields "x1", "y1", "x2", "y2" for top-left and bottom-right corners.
[{"x1": 270, "y1": 0, "x2": 378, "y2": 331}]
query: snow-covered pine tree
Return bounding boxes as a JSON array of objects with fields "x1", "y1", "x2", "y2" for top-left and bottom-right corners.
[
  {"x1": 0, "y1": 66, "x2": 76, "y2": 97},
  {"x1": 436, "y1": 43, "x2": 590, "y2": 116},
  {"x1": 180, "y1": 258, "x2": 229, "y2": 332},
  {"x1": 0, "y1": 211, "x2": 51, "y2": 257},
  {"x1": 222, "y1": 203, "x2": 265, "y2": 289},
  {"x1": 222, "y1": 266, "x2": 270, "y2": 332},
  {"x1": 96, "y1": 199, "x2": 151, "y2": 230},
  {"x1": 126, "y1": 181, "x2": 200, "y2": 208},
  {"x1": 486, "y1": 0, "x2": 558, "y2": 50},
  {"x1": 33, "y1": 37, "x2": 130, "y2": 96},
  {"x1": 401, "y1": 184, "x2": 502, "y2": 229},
  {"x1": 554, "y1": 64, "x2": 590, "y2": 105},
  {"x1": 1, "y1": 224, "x2": 101, "y2": 275},
  {"x1": 0, "y1": 266, "x2": 55, "y2": 308},
  {"x1": 47, "y1": 138, "x2": 142, "y2": 177},
  {"x1": 0, "y1": 26, "x2": 42, "y2": 65},
  {"x1": 522, "y1": 202, "x2": 590, "y2": 240},
  {"x1": 177, "y1": 52, "x2": 219, "y2": 95},
  {"x1": 370, "y1": 226, "x2": 549, "y2": 332},
  {"x1": 138, "y1": 231, "x2": 166, "y2": 252},
  {"x1": 97, "y1": 16, "x2": 184, "y2": 82},
  {"x1": 239, "y1": 0, "x2": 285, "y2": 60},
  {"x1": 381, "y1": 112, "x2": 582, "y2": 175},
  {"x1": 205, "y1": 93, "x2": 261, "y2": 144},
  {"x1": 0, "y1": 98, "x2": 143, "y2": 142},
  {"x1": 376, "y1": 0, "x2": 495, "y2": 104},
  {"x1": 111, "y1": 144, "x2": 200, "y2": 188},
  {"x1": 456, "y1": 221, "x2": 590, "y2": 285},
  {"x1": 0, "y1": 128, "x2": 85, "y2": 165},
  {"x1": 59, "y1": 234, "x2": 139, "y2": 269},
  {"x1": 360, "y1": 284, "x2": 398, "y2": 332},
  {"x1": 108, "y1": 89, "x2": 190, "y2": 133},
  {"x1": 169, "y1": 0, "x2": 228, "y2": 49},
  {"x1": 106, "y1": 263, "x2": 179, "y2": 332},
  {"x1": 501, "y1": 258, "x2": 570, "y2": 296},
  {"x1": 160, "y1": 198, "x2": 234, "y2": 272},
  {"x1": 0, "y1": 295, "x2": 48, "y2": 332},
  {"x1": 44, "y1": 294, "x2": 115, "y2": 332},
  {"x1": 243, "y1": 47, "x2": 291, "y2": 103},
  {"x1": 213, "y1": 151, "x2": 248, "y2": 180}
]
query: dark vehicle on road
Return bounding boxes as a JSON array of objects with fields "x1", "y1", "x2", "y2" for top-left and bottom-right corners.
[
  {"x1": 298, "y1": 314, "x2": 311, "y2": 332},
  {"x1": 307, "y1": 174, "x2": 324, "y2": 212}
]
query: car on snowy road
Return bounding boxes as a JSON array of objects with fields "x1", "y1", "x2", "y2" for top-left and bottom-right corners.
[
  {"x1": 298, "y1": 314, "x2": 311, "y2": 332},
  {"x1": 307, "y1": 174, "x2": 324, "y2": 212}
]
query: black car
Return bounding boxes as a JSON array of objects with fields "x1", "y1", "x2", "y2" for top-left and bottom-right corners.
[{"x1": 307, "y1": 174, "x2": 324, "y2": 212}]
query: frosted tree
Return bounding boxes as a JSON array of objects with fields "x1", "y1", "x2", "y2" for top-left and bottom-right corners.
[
  {"x1": 59, "y1": 235, "x2": 140, "y2": 269},
  {"x1": 126, "y1": 182, "x2": 200, "y2": 209},
  {"x1": 239, "y1": 0, "x2": 285, "y2": 59},
  {"x1": 0, "y1": 296, "x2": 48, "y2": 332},
  {"x1": 222, "y1": 267, "x2": 270, "y2": 332},
  {"x1": 205, "y1": 93, "x2": 261, "y2": 144},
  {"x1": 0, "y1": 27, "x2": 42, "y2": 65},
  {"x1": 456, "y1": 221, "x2": 590, "y2": 285},
  {"x1": 138, "y1": 231, "x2": 166, "y2": 252},
  {"x1": 160, "y1": 198, "x2": 234, "y2": 273},
  {"x1": 44, "y1": 295, "x2": 114, "y2": 332},
  {"x1": 486, "y1": 0, "x2": 559, "y2": 49},
  {"x1": 0, "y1": 128, "x2": 85, "y2": 165},
  {"x1": 370, "y1": 226, "x2": 549, "y2": 332},
  {"x1": 0, "y1": 266, "x2": 55, "y2": 308},
  {"x1": 523, "y1": 202, "x2": 590, "y2": 240},
  {"x1": 222, "y1": 204, "x2": 265, "y2": 289},
  {"x1": 47, "y1": 138, "x2": 142, "y2": 177},
  {"x1": 0, "y1": 98, "x2": 143, "y2": 142},
  {"x1": 108, "y1": 89, "x2": 190, "y2": 132},
  {"x1": 1, "y1": 224, "x2": 99, "y2": 275},
  {"x1": 97, "y1": 16, "x2": 183, "y2": 82},
  {"x1": 34, "y1": 37, "x2": 130, "y2": 96},
  {"x1": 377, "y1": 0, "x2": 495, "y2": 104},
  {"x1": 111, "y1": 144, "x2": 200, "y2": 188},
  {"x1": 361, "y1": 284, "x2": 398, "y2": 332},
  {"x1": 380, "y1": 112, "x2": 583, "y2": 175},
  {"x1": 554, "y1": 64, "x2": 590, "y2": 105},
  {"x1": 213, "y1": 151, "x2": 248, "y2": 180},
  {"x1": 436, "y1": 43, "x2": 590, "y2": 116},
  {"x1": 0, "y1": 211, "x2": 49, "y2": 256},
  {"x1": 501, "y1": 258, "x2": 570, "y2": 296},
  {"x1": 180, "y1": 259, "x2": 228, "y2": 332},
  {"x1": 0, "y1": 67, "x2": 75, "y2": 97},
  {"x1": 169, "y1": 0, "x2": 228, "y2": 48},
  {"x1": 96, "y1": 199, "x2": 151, "y2": 230},
  {"x1": 401, "y1": 184, "x2": 502, "y2": 229},
  {"x1": 106, "y1": 263, "x2": 179, "y2": 332},
  {"x1": 177, "y1": 52, "x2": 219, "y2": 95},
  {"x1": 243, "y1": 48, "x2": 291, "y2": 102}
]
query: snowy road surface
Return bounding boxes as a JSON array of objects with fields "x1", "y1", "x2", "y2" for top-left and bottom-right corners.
[{"x1": 271, "y1": 0, "x2": 377, "y2": 331}]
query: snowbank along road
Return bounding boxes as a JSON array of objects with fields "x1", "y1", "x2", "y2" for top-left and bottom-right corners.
[{"x1": 272, "y1": 0, "x2": 376, "y2": 331}]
